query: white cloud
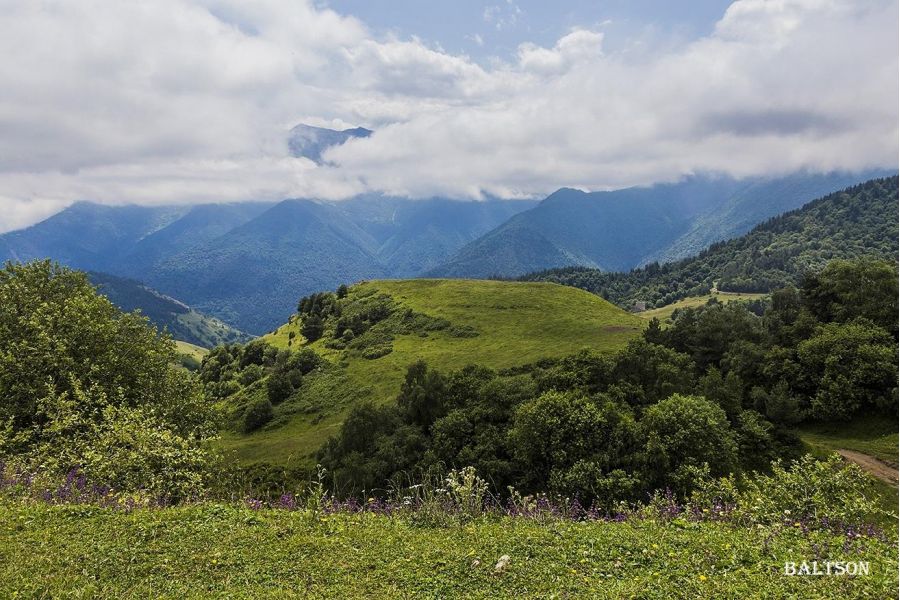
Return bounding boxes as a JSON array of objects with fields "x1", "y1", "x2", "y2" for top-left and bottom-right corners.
[{"x1": 0, "y1": 0, "x2": 896, "y2": 232}]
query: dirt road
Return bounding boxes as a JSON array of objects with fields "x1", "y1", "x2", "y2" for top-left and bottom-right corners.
[{"x1": 837, "y1": 450, "x2": 899, "y2": 486}]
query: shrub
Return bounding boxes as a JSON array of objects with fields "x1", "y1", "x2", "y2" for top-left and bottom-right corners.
[
  {"x1": 266, "y1": 373, "x2": 294, "y2": 405},
  {"x1": 301, "y1": 315, "x2": 325, "y2": 342},
  {"x1": 243, "y1": 398, "x2": 274, "y2": 433},
  {"x1": 0, "y1": 261, "x2": 219, "y2": 497},
  {"x1": 642, "y1": 394, "x2": 738, "y2": 489}
]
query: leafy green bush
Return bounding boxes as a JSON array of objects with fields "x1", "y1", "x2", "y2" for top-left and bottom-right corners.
[
  {"x1": 243, "y1": 398, "x2": 274, "y2": 433},
  {"x1": 0, "y1": 261, "x2": 219, "y2": 498},
  {"x1": 266, "y1": 373, "x2": 294, "y2": 405}
]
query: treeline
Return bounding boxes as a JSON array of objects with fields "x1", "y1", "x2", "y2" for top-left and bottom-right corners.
[
  {"x1": 520, "y1": 177, "x2": 898, "y2": 309},
  {"x1": 320, "y1": 259, "x2": 898, "y2": 503}
]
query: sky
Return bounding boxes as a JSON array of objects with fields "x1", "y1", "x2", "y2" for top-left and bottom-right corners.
[{"x1": 0, "y1": 0, "x2": 897, "y2": 232}]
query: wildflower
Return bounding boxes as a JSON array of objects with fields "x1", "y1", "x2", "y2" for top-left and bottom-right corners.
[
  {"x1": 495, "y1": 555, "x2": 511, "y2": 573},
  {"x1": 699, "y1": 575, "x2": 707, "y2": 581}
]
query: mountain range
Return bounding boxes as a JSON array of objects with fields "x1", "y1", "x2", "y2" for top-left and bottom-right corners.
[
  {"x1": 522, "y1": 176, "x2": 899, "y2": 310},
  {"x1": 1, "y1": 196, "x2": 532, "y2": 333},
  {"x1": 0, "y1": 167, "x2": 891, "y2": 335},
  {"x1": 427, "y1": 170, "x2": 892, "y2": 278}
]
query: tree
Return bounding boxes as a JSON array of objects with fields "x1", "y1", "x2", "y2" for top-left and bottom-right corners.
[
  {"x1": 798, "y1": 321, "x2": 897, "y2": 420},
  {"x1": 699, "y1": 367, "x2": 743, "y2": 422},
  {"x1": 266, "y1": 372, "x2": 294, "y2": 405},
  {"x1": 802, "y1": 259, "x2": 898, "y2": 336},
  {"x1": 510, "y1": 391, "x2": 640, "y2": 500},
  {"x1": 397, "y1": 361, "x2": 447, "y2": 429},
  {"x1": 301, "y1": 314, "x2": 325, "y2": 342},
  {"x1": 0, "y1": 260, "x2": 218, "y2": 496},
  {"x1": 243, "y1": 397, "x2": 274, "y2": 433},
  {"x1": 612, "y1": 340, "x2": 694, "y2": 405},
  {"x1": 642, "y1": 394, "x2": 738, "y2": 487}
]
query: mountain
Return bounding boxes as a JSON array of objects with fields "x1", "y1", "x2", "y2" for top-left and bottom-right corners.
[
  {"x1": 428, "y1": 170, "x2": 892, "y2": 279},
  {"x1": 0, "y1": 201, "x2": 273, "y2": 274},
  {"x1": 288, "y1": 123, "x2": 372, "y2": 164},
  {"x1": 147, "y1": 199, "x2": 390, "y2": 334},
  {"x1": 219, "y1": 278, "x2": 644, "y2": 465},
  {"x1": 88, "y1": 272, "x2": 251, "y2": 347},
  {"x1": 0, "y1": 202, "x2": 187, "y2": 272},
  {"x1": 521, "y1": 176, "x2": 899, "y2": 310},
  {"x1": 0, "y1": 197, "x2": 531, "y2": 334}
]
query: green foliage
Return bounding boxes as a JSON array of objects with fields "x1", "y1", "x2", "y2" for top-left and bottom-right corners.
[
  {"x1": 802, "y1": 259, "x2": 898, "y2": 335},
  {"x1": 301, "y1": 314, "x2": 325, "y2": 342},
  {"x1": 0, "y1": 260, "x2": 219, "y2": 497},
  {"x1": 798, "y1": 321, "x2": 897, "y2": 420},
  {"x1": 510, "y1": 391, "x2": 640, "y2": 504},
  {"x1": 266, "y1": 373, "x2": 294, "y2": 405},
  {"x1": 243, "y1": 398, "x2": 274, "y2": 433},
  {"x1": 736, "y1": 454, "x2": 884, "y2": 527},
  {"x1": 642, "y1": 394, "x2": 738, "y2": 489},
  {"x1": 524, "y1": 177, "x2": 898, "y2": 309}
]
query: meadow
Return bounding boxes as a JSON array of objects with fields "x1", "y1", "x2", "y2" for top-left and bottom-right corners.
[
  {"x1": 220, "y1": 280, "x2": 643, "y2": 465},
  {"x1": 1, "y1": 500, "x2": 895, "y2": 599}
]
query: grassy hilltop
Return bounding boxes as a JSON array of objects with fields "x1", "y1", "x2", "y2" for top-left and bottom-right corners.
[{"x1": 217, "y1": 279, "x2": 643, "y2": 465}]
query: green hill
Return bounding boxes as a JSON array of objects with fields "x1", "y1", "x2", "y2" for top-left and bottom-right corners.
[
  {"x1": 215, "y1": 279, "x2": 643, "y2": 465},
  {"x1": 522, "y1": 176, "x2": 898, "y2": 310}
]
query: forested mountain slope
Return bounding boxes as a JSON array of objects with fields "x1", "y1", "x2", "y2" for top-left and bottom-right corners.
[
  {"x1": 429, "y1": 170, "x2": 890, "y2": 279},
  {"x1": 522, "y1": 177, "x2": 898, "y2": 309},
  {"x1": 88, "y1": 272, "x2": 250, "y2": 347}
]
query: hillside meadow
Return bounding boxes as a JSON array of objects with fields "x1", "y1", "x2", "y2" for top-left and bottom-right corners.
[{"x1": 218, "y1": 279, "x2": 643, "y2": 465}]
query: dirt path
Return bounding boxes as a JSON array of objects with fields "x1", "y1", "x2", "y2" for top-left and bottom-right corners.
[{"x1": 837, "y1": 450, "x2": 899, "y2": 486}]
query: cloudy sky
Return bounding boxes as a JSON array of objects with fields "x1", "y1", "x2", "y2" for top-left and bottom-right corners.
[{"x1": 0, "y1": 0, "x2": 896, "y2": 231}]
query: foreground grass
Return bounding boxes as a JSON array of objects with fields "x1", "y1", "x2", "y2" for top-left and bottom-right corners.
[
  {"x1": 231, "y1": 280, "x2": 643, "y2": 465},
  {"x1": 1, "y1": 502, "x2": 895, "y2": 599}
]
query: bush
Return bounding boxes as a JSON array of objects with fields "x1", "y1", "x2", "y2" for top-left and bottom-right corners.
[
  {"x1": 0, "y1": 261, "x2": 219, "y2": 497},
  {"x1": 266, "y1": 373, "x2": 294, "y2": 405},
  {"x1": 243, "y1": 398, "x2": 274, "y2": 433},
  {"x1": 642, "y1": 394, "x2": 738, "y2": 490},
  {"x1": 301, "y1": 315, "x2": 325, "y2": 342}
]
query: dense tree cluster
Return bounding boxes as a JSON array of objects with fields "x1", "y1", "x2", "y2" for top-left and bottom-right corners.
[
  {"x1": 0, "y1": 261, "x2": 220, "y2": 498},
  {"x1": 200, "y1": 341, "x2": 323, "y2": 432},
  {"x1": 521, "y1": 177, "x2": 898, "y2": 309},
  {"x1": 320, "y1": 259, "x2": 897, "y2": 503}
]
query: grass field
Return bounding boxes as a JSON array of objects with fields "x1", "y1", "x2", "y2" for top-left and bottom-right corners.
[
  {"x1": 175, "y1": 340, "x2": 209, "y2": 362},
  {"x1": 639, "y1": 292, "x2": 766, "y2": 323},
  {"x1": 1, "y1": 502, "x2": 895, "y2": 599},
  {"x1": 219, "y1": 280, "x2": 644, "y2": 465}
]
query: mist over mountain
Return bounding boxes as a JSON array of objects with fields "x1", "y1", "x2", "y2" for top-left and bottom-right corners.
[
  {"x1": 288, "y1": 124, "x2": 373, "y2": 164},
  {"x1": 1, "y1": 169, "x2": 890, "y2": 335}
]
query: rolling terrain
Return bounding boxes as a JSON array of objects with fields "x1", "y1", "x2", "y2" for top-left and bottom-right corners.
[
  {"x1": 429, "y1": 170, "x2": 891, "y2": 279},
  {"x1": 523, "y1": 177, "x2": 899, "y2": 310},
  {"x1": 88, "y1": 272, "x2": 250, "y2": 348},
  {"x1": 217, "y1": 279, "x2": 644, "y2": 465}
]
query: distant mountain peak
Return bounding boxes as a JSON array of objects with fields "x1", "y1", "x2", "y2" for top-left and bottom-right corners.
[{"x1": 288, "y1": 123, "x2": 373, "y2": 164}]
